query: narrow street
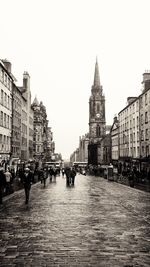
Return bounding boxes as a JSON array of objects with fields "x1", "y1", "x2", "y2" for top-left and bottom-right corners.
[{"x1": 0, "y1": 174, "x2": 150, "y2": 267}]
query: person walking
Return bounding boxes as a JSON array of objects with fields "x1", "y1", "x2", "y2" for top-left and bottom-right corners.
[
  {"x1": 70, "y1": 167, "x2": 76, "y2": 186},
  {"x1": 0, "y1": 168, "x2": 6, "y2": 204},
  {"x1": 62, "y1": 168, "x2": 65, "y2": 177},
  {"x1": 21, "y1": 167, "x2": 33, "y2": 204},
  {"x1": 43, "y1": 168, "x2": 48, "y2": 188},
  {"x1": 49, "y1": 167, "x2": 53, "y2": 182},
  {"x1": 65, "y1": 167, "x2": 71, "y2": 186},
  {"x1": 4, "y1": 168, "x2": 12, "y2": 195}
]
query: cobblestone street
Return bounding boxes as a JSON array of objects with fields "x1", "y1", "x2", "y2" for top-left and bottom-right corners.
[{"x1": 0, "y1": 174, "x2": 150, "y2": 267}]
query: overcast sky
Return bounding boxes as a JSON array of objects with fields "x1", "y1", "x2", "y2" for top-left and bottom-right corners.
[{"x1": 1, "y1": 0, "x2": 150, "y2": 159}]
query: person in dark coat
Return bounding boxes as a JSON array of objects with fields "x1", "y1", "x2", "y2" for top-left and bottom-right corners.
[
  {"x1": 49, "y1": 167, "x2": 53, "y2": 182},
  {"x1": 21, "y1": 168, "x2": 33, "y2": 204},
  {"x1": 43, "y1": 168, "x2": 48, "y2": 188},
  {"x1": 70, "y1": 167, "x2": 76, "y2": 186},
  {"x1": 0, "y1": 168, "x2": 6, "y2": 204},
  {"x1": 65, "y1": 167, "x2": 71, "y2": 186},
  {"x1": 128, "y1": 170, "x2": 135, "y2": 187}
]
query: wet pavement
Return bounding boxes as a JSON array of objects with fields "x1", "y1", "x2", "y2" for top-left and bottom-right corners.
[{"x1": 0, "y1": 174, "x2": 150, "y2": 267}]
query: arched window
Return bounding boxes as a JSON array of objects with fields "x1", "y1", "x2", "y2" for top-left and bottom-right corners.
[
  {"x1": 96, "y1": 125, "x2": 101, "y2": 137},
  {"x1": 97, "y1": 103, "x2": 100, "y2": 113}
]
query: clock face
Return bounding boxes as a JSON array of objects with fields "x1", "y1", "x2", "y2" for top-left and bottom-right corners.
[{"x1": 96, "y1": 113, "x2": 100, "y2": 118}]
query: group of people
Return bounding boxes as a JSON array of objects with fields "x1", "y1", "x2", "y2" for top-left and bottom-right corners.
[
  {"x1": 0, "y1": 165, "x2": 77, "y2": 205},
  {"x1": 65, "y1": 167, "x2": 76, "y2": 186}
]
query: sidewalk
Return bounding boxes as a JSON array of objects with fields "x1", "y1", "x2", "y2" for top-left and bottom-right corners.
[{"x1": 114, "y1": 175, "x2": 150, "y2": 192}]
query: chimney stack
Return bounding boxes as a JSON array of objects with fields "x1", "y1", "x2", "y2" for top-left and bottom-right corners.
[
  {"x1": 142, "y1": 70, "x2": 150, "y2": 92},
  {"x1": 2, "y1": 59, "x2": 12, "y2": 73}
]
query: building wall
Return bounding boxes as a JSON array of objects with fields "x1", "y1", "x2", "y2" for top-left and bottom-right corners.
[
  {"x1": 22, "y1": 72, "x2": 33, "y2": 160},
  {"x1": 119, "y1": 98, "x2": 140, "y2": 160},
  {"x1": 0, "y1": 61, "x2": 13, "y2": 163},
  {"x1": 139, "y1": 87, "x2": 150, "y2": 158},
  {"x1": 12, "y1": 84, "x2": 22, "y2": 159},
  {"x1": 118, "y1": 72, "x2": 150, "y2": 170},
  {"x1": 21, "y1": 97, "x2": 28, "y2": 160},
  {"x1": 110, "y1": 118, "x2": 119, "y2": 162},
  {"x1": 32, "y1": 99, "x2": 53, "y2": 162}
]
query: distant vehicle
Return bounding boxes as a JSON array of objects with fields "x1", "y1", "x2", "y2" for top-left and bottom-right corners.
[
  {"x1": 43, "y1": 162, "x2": 60, "y2": 169},
  {"x1": 73, "y1": 162, "x2": 87, "y2": 168}
]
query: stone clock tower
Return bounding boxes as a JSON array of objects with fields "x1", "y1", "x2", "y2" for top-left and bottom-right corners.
[{"x1": 88, "y1": 59, "x2": 106, "y2": 165}]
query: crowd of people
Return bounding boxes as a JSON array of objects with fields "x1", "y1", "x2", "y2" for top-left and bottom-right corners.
[
  {"x1": 0, "y1": 165, "x2": 77, "y2": 205},
  {"x1": 1, "y1": 162, "x2": 149, "y2": 205}
]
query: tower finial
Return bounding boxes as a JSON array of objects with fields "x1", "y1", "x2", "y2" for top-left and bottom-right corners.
[
  {"x1": 96, "y1": 56, "x2": 98, "y2": 64},
  {"x1": 93, "y1": 57, "x2": 100, "y2": 86}
]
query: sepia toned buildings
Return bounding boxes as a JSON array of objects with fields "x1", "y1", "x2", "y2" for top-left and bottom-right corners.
[
  {"x1": 113, "y1": 71, "x2": 150, "y2": 172},
  {"x1": 31, "y1": 97, "x2": 55, "y2": 163},
  {"x1": 110, "y1": 116, "x2": 119, "y2": 166},
  {"x1": 70, "y1": 134, "x2": 89, "y2": 165},
  {"x1": 0, "y1": 60, "x2": 13, "y2": 164},
  {"x1": 0, "y1": 59, "x2": 55, "y2": 167},
  {"x1": 70, "y1": 61, "x2": 150, "y2": 172}
]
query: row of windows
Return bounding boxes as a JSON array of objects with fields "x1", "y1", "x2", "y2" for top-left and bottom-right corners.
[
  {"x1": 120, "y1": 111, "x2": 148, "y2": 131},
  {"x1": 140, "y1": 112, "x2": 148, "y2": 124},
  {"x1": 141, "y1": 129, "x2": 149, "y2": 140},
  {"x1": 0, "y1": 111, "x2": 11, "y2": 129},
  {"x1": 0, "y1": 89, "x2": 11, "y2": 110},
  {"x1": 120, "y1": 145, "x2": 149, "y2": 157},
  {"x1": 0, "y1": 68, "x2": 12, "y2": 90},
  {"x1": 33, "y1": 134, "x2": 41, "y2": 141},
  {"x1": 119, "y1": 101, "x2": 139, "y2": 120},
  {"x1": 120, "y1": 129, "x2": 149, "y2": 144},
  {"x1": 140, "y1": 92, "x2": 149, "y2": 108},
  {"x1": 0, "y1": 134, "x2": 10, "y2": 144},
  {"x1": 119, "y1": 91, "x2": 149, "y2": 120}
]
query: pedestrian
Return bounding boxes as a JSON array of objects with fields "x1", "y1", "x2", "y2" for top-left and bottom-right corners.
[
  {"x1": 128, "y1": 170, "x2": 135, "y2": 187},
  {"x1": 49, "y1": 167, "x2": 53, "y2": 182},
  {"x1": 0, "y1": 168, "x2": 6, "y2": 204},
  {"x1": 4, "y1": 168, "x2": 12, "y2": 195},
  {"x1": 65, "y1": 167, "x2": 71, "y2": 186},
  {"x1": 62, "y1": 168, "x2": 65, "y2": 177},
  {"x1": 43, "y1": 168, "x2": 48, "y2": 188},
  {"x1": 21, "y1": 167, "x2": 33, "y2": 204},
  {"x1": 53, "y1": 166, "x2": 57, "y2": 181},
  {"x1": 70, "y1": 167, "x2": 76, "y2": 186},
  {"x1": 38, "y1": 168, "x2": 44, "y2": 184}
]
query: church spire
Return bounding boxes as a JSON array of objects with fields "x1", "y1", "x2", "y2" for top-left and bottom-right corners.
[{"x1": 93, "y1": 57, "x2": 100, "y2": 87}]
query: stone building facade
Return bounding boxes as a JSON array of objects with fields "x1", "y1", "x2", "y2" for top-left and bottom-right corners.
[
  {"x1": 110, "y1": 116, "x2": 119, "y2": 166},
  {"x1": 47, "y1": 127, "x2": 55, "y2": 160},
  {"x1": 31, "y1": 97, "x2": 55, "y2": 163},
  {"x1": 18, "y1": 72, "x2": 34, "y2": 161},
  {"x1": 139, "y1": 72, "x2": 150, "y2": 170},
  {"x1": 70, "y1": 134, "x2": 89, "y2": 165},
  {"x1": 0, "y1": 59, "x2": 13, "y2": 165},
  {"x1": 79, "y1": 134, "x2": 89, "y2": 163},
  {"x1": 118, "y1": 72, "x2": 150, "y2": 172},
  {"x1": 1, "y1": 60, "x2": 34, "y2": 164},
  {"x1": 11, "y1": 83, "x2": 22, "y2": 160}
]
